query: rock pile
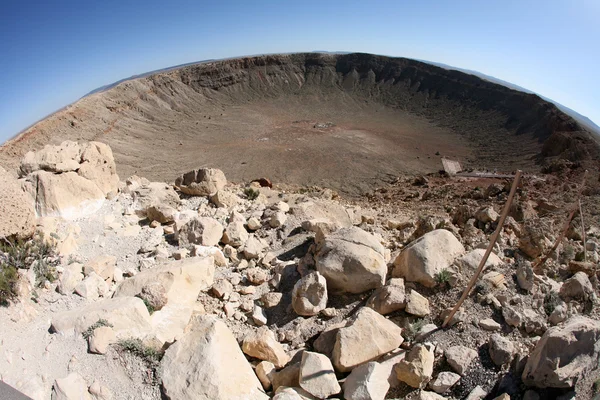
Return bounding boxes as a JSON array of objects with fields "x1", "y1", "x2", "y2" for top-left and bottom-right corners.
[{"x1": 1, "y1": 141, "x2": 600, "y2": 400}]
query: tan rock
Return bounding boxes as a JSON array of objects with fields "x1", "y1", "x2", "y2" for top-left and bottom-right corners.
[
  {"x1": 315, "y1": 227, "x2": 387, "y2": 294},
  {"x1": 445, "y1": 346, "x2": 478, "y2": 375},
  {"x1": 429, "y1": 371, "x2": 460, "y2": 393},
  {"x1": 262, "y1": 292, "x2": 283, "y2": 308},
  {"x1": 242, "y1": 327, "x2": 290, "y2": 368},
  {"x1": 51, "y1": 372, "x2": 92, "y2": 400},
  {"x1": 178, "y1": 217, "x2": 224, "y2": 247},
  {"x1": 292, "y1": 271, "x2": 328, "y2": 316},
  {"x1": 146, "y1": 205, "x2": 177, "y2": 224},
  {"x1": 299, "y1": 351, "x2": 341, "y2": 398},
  {"x1": 343, "y1": 361, "x2": 391, "y2": 400},
  {"x1": 395, "y1": 344, "x2": 435, "y2": 388},
  {"x1": 83, "y1": 255, "x2": 116, "y2": 281},
  {"x1": 74, "y1": 272, "x2": 109, "y2": 299},
  {"x1": 333, "y1": 307, "x2": 403, "y2": 372},
  {"x1": 256, "y1": 361, "x2": 276, "y2": 390},
  {"x1": 88, "y1": 326, "x2": 116, "y2": 354},
  {"x1": 0, "y1": 166, "x2": 35, "y2": 239},
  {"x1": 57, "y1": 263, "x2": 84, "y2": 295},
  {"x1": 160, "y1": 315, "x2": 268, "y2": 400},
  {"x1": 366, "y1": 278, "x2": 406, "y2": 315},
  {"x1": 174, "y1": 168, "x2": 226, "y2": 196},
  {"x1": 405, "y1": 290, "x2": 430, "y2": 317}
]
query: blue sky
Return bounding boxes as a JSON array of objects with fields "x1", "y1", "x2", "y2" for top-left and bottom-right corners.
[{"x1": 1, "y1": 0, "x2": 599, "y2": 142}]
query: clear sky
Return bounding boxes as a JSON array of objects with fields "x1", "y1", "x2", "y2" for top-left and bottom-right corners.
[{"x1": 1, "y1": 0, "x2": 599, "y2": 142}]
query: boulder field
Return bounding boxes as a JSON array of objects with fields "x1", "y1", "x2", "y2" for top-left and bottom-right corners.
[{"x1": 1, "y1": 141, "x2": 600, "y2": 399}]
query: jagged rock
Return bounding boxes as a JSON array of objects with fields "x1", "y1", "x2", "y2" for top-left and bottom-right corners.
[
  {"x1": 517, "y1": 261, "x2": 535, "y2": 292},
  {"x1": 465, "y1": 386, "x2": 487, "y2": 400},
  {"x1": 212, "y1": 279, "x2": 234, "y2": 298},
  {"x1": 139, "y1": 282, "x2": 168, "y2": 311},
  {"x1": 343, "y1": 361, "x2": 390, "y2": 400},
  {"x1": 272, "y1": 362, "x2": 301, "y2": 392},
  {"x1": 83, "y1": 255, "x2": 116, "y2": 281},
  {"x1": 395, "y1": 344, "x2": 435, "y2": 388},
  {"x1": 393, "y1": 229, "x2": 465, "y2": 287},
  {"x1": 252, "y1": 305, "x2": 268, "y2": 326},
  {"x1": 479, "y1": 318, "x2": 501, "y2": 331},
  {"x1": 74, "y1": 272, "x2": 109, "y2": 299},
  {"x1": 51, "y1": 372, "x2": 92, "y2": 400},
  {"x1": 178, "y1": 217, "x2": 224, "y2": 247},
  {"x1": 210, "y1": 190, "x2": 241, "y2": 208},
  {"x1": 519, "y1": 221, "x2": 550, "y2": 258},
  {"x1": 256, "y1": 361, "x2": 276, "y2": 390},
  {"x1": 244, "y1": 235, "x2": 269, "y2": 259},
  {"x1": 88, "y1": 380, "x2": 112, "y2": 400},
  {"x1": 272, "y1": 386, "x2": 317, "y2": 400},
  {"x1": 315, "y1": 227, "x2": 387, "y2": 294},
  {"x1": 270, "y1": 211, "x2": 288, "y2": 228},
  {"x1": 445, "y1": 346, "x2": 478, "y2": 375},
  {"x1": 161, "y1": 315, "x2": 268, "y2": 400},
  {"x1": 429, "y1": 371, "x2": 461, "y2": 394},
  {"x1": 222, "y1": 219, "x2": 249, "y2": 248},
  {"x1": 522, "y1": 316, "x2": 600, "y2": 388},
  {"x1": 246, "y1": 267, "x2": 269, "y2": 285},
  {"x1": 502, "y1": 305, "x2": 522, "y2": 327},
  {"x1": 559, "y1": 272, "x2": 594, "y2": 301},
  {"x1": 292, "y1": 271, "x2": 328, "y2": 316},
  {"x1": 57, "y1": 263, "x2": 84, "y2": 295},
  {"x1": 405, "y1": 290, "x2": 430, "y2": 317},
  {"x1": 366, "y1": 278, "x2": 406, "y2": 315},
  {"x1": 522, "y1": 309, "x2": 547, "y2": 335},
  {"x1": 454, "y1": 249, "x2": 503, "y2": 274},
  {"x1": 549, "y1": 303, "x2": 568, "y2": 325},
  {"x1": 475, "y1": 206, "x2": 499, "y2": 223},
  {"x1": 132, "y1": 182, "x2": 181, "y2": 214},
  {"x1": 333, "y1": 307, "x2": 403, "y2": 372},
  {"x1": 191, "y1": 245, "x2": 227, "y2": 266},
  {"x1": 489, "y1": 334, "x2": 515, "y2": 366},
  {"x1": 415, "y1": 391, "x2": 447, "y2": 400},
  {"x1": 242, "y1": 326, "x2": 290, "y2": 368},
  {"x1": 262, "y1": 292, "x2": 283, "y2": 308},
  {"x1": 25, "y1": 171, "x2": 106, "y2": 219},
  {"x1": 175, "y1": 168, "x2": 226, "y2": 196},
  {"x1": 299, "y1": 351, "x2": 341, "y2": 398},
  {"x1": 146, "y1": 204, "x2": 177, "y2": 224},
  {"x1": 0, "y1": 166, "x2": 35, "y2": 239},
  {"x1": 88, "y1": 326, "x2": 116, "y2": 354},
  {"x1": 51, "y1": 297, "x2": 152, "y2": 338}
]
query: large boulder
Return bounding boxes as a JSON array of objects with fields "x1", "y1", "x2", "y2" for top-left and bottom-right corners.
[
  {"x1": 113, "y1": 257, "x2": 215, "y2": 344},
  {"x1": 315, "y1": 227, "x2": 387, "y2": 294},
  {"x1": 160, "y1": 315, "x2": 268, "y2": 400},
  {"x1": 299, "y1": 351, "x2": 341, "y2": 398},
  {"x1": 19, "y1": 141, "x2": 119, "y2": 219},
  {"x1": 0, "y1": 166, "x2": 35, "y2": 239},
  {"x1": 393, "y1": 229, "x2": 465, "y2": 288},
  {"x1": 132, "y1": 182, "x2": 181, "y2": 213},
  {"x1": 333, "y1": 307, "x2": 403, "y2": 372},
  {"x1": 50, "y1": 296, "x2": 152, "y2": 339},
  {"x1": 174, "y1": 168, "x2": 227, "y2": 196},
  {"x1": 178, "y1": 217, "x2": 224, "y2": 247},
  {"x1": 343, "y1": 361, "x2": 391, "y2": 400},
  {"x1": 522, "y1": 316, "x2": 600, "y2": 388}
]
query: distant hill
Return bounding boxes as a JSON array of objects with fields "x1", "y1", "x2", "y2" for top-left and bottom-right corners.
[{"x1": 423, "y1": 60, "x2": 600, "y2": 137}]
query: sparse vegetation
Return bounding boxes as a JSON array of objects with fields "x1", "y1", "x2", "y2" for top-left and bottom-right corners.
[
  {"x1": 138, "y1": 296, "x2": 155, "y2": 315},
  {"x1": 403, "y1": 319, "x2": 427, "y2": 342},
  {"x1": 82, "y1": 319, "x2": 113, "y2": 339},
  {"x1": 544, "y1": 292, "x2": 562, "y2": 316},
  {"x1": 244, "y1": 187, "x2": 260, "y2": 200},
  {"x1": 0, "y1": 235, "x2": 59, "y2": 287},
  {"x1": 0, "y1": 263, "x2": 18, "y2": 306},
  {"x1": 435, "y1": 269, "x2": 452, "y2": 287},
  {"x1": 117, "y1": 338, "x2": 163, "y2": 362}
]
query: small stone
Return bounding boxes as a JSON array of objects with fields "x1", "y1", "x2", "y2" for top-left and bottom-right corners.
[
  {"x1": 51, "y1": 373, "x2": 92, "y2": 400},
  {"x1": 88, "y1": 326, "x2": 116, "y2": 355},
  {"x1": 253, "y1": 305, "x2": 268, "y2": 326},
  {"x1": 256, "y1": 361, "x2": 276, "y2": 390},
  {"x1": 212, "y1": 279, "x2": 234, "y2": 298},
  {"x1": 489, "y1": 334, "x2": 515, "y2": 366},
  {"x1": 299, "y1": 351, "x2": 341, "y2": 398},
  {"x1": 516, "y1": 261, "x2": 535, "y2": 292},
  {"x1": 343, "y1": 361, "x2": 390, "y2": 400},
  {"x1": 559, "y1": 272, "x2": 594, "y2": 301},
  {"x1": 242, "y1": 327, "x2": 290, "y2": 368},
  {"x1": 247, "y1": 217, "x2": 261, "y2": 231},
  {"x1": 395, "y1": 344, "x2": 435, "y2": 388},
  {"x1": 247, "y1": 267, "x2": 269, "y2": 285},
  {"x1": 465, "y1": 386, "x2": 487, "y2": 400},
  {"x1": 261, "y1": 292, "x2": 283, "y2": 308},
  {"x1": 270, "y1": 212, "x2": 287, "y2": 228},
  {"x1": 429, "y1": 371, "x2": 461, "y2": 393},
  {"x1": 321, "y1": 308, "x2": 337, "y2": 318},
  {"x1": 479, "y1": 318, "x2": 501, "y2": 331},
  {"x1": 239, "y1": 286, "x2": 256, "y2": 295},
  {"x1": 405, "y1": 290, "x2": 430, "y2": 317},
  {"x1": 502, "y1": 305, "x2": 522, "y2": 327},
  {"x1": 445, "y1": 346, "x2": 478, "y2": 375},
  {"x1": 292, "y1": 271, "x2": 328, "y2": 316},
  {"x1": 366, "y1": 278, "x2": 406, "y2": 315},
  {"x1": 224, "y1": 302, "x2": 237, "y2": 318}
]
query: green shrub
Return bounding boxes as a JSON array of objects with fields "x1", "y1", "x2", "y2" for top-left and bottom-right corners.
[
  {"x1": 403, "y1": 319, "x2": 426, "y2": 342},
  {"x1": 435, "y1": 269, "x2": 452, "y2": 287},
  {"x1": 0, "y1": 264, "x2": 18, "y2": 306},
  {"x1": 544, "y1": 292, "x2": 561, "y2": 316},
  {"x1": 82, "y1": 319, "x2": 113, "y2": 339},
  {"x1": 244, "y1": 187, "x2": 260, "y2": 201},
  {"x1": 117, "y1": 338, "x2": 163, "y2": 362},
  {"x1": 0, "y1": 235, "x2": 58, "y2": 286}
]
